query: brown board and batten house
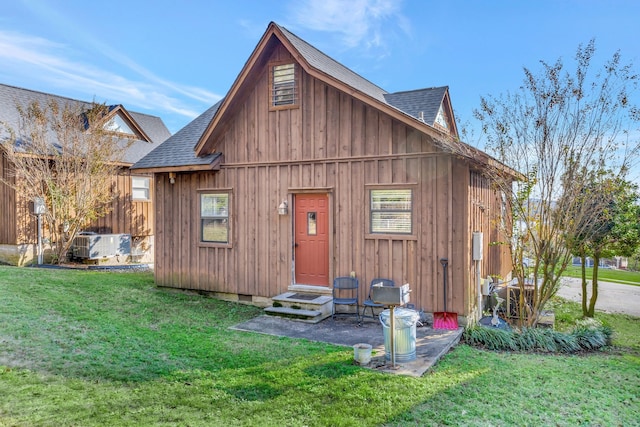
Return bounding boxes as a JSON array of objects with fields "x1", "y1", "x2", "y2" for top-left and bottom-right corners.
[
  {"x1": 0, "y1": 84, "x2": 171, "y2": 265},
  {"x1": 132, "y1": 22, "x2": 514, "y2": 324}
]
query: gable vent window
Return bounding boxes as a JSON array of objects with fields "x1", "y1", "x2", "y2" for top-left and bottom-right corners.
[
  {"x1": 435, "y1": 105, "x2": 449, "y2": 130},
  {"x1": 105, "y1": 114, "x2": 136, "y2": 136},
  {"x1": 272, "y1": 63, "x2": 297, "y2": 107}
]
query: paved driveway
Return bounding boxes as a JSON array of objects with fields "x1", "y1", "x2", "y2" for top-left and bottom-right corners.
[{"x1": 556, "y1": 278, "x2": 640, "y2": 317}]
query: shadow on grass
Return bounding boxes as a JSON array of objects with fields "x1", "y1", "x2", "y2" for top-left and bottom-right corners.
[
  {"x1": 304, "y1": 360, "x2": 361, "y2": 379},
  {"x1": 0, "y1": 267, "x2": 348, "y2": 384}
]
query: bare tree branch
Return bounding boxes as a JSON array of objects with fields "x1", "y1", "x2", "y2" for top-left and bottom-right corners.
[
  {"x1": 470, "y1": 40, "x2": 640, "y2": 326},
  {"x1": 1, "y1": 99, "x2": 131, "y2": 263}
]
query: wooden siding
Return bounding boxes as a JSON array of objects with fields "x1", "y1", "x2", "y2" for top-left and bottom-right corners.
[
  {"x1": 8, "y1": 168, "x2": 153, "y2": 245},
  {"x1": 468, "y1": 170, "x2": 512, "y2": 285},
  {"x1": 154, "y1": 153, "x2": 472, "y2": 314},
  {"x1": 0, "y1": 150, "x2": 17, "y2": 244},
  {"x1": 86, "y1": 170, "x2": 154, "y2": 238},
  {"x1": 153, "y1": 43, "x2": 511, "y2": 318}
]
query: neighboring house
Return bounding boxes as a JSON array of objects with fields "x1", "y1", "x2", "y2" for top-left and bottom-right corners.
[
  {"x1": 0, "y1": 84, "x2": 171, "y2": 265},
  {"x1": 132, "y1": 22, "x2": 514, "y2": 324},
  {"x1": 571, "y1": 256, "x2": 627, "y2": 269}
]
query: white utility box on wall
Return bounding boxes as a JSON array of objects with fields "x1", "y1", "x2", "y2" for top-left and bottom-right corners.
[{"x1": 472, "y1": 232, "x2": 483, "y2": 261}]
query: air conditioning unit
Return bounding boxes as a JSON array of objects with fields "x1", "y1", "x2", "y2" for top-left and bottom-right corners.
[{"x1": 73, "y1": 233, "x2": 131, "y2": 260}]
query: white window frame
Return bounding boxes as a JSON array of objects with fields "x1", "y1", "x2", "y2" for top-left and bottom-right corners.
[
  {"x1": 105, "y1": 113, "x2": 136, "y2": 136},
  {"x1": 434, "y1": 105, "x2": 449, "y2": 130},
  {"x1": 131, "y1": 176, "x2": 150, "y2": 201},
  {"x1": 199, "y1": 191, "x2": 231, "y2": 246},
  {"x1": 367, "y1": 187, "x2": 414, "y2": 236}
]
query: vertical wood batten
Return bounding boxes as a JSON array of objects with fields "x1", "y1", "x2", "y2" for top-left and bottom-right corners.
[{"x1": 147, "y1": 46, "x2": 511, "y2": 318}]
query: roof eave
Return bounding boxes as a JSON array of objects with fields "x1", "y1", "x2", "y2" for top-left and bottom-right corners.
[
  {"x1": 131, "y1": 154, "x2": 223, "y2": 174},
  {"x1": 103, "y1": 105, "x2": 152, "y2": 142},
  {"x1": 193, "y1": 23, "x2": 281, "y2": 156},
  {"x1": 445, "y1": 141, "x2": 524, "y2": 181}
]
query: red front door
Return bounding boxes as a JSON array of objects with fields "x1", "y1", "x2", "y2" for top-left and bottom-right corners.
[{"x1": 294, "y1": 194, "x2": 329, "y2": 286}]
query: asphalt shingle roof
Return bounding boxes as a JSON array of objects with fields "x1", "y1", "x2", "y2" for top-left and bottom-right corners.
[
  {"x1": 277, "y1": 23, "x2": 446, "y2": 124},
  {"x1": 384, "y1": 87, "x2": 448, "y2": 125},
  {"x1": 131, "y1": 101, "x2": 223, "y2": 170},
  {"x1": 0, "y1": 83, "x2": 171, "y2": 164},
  {"x1": 277, "y1": 24, "x2": 389, "y2": 104},
  {"x1": 132, "y1": 22, "x2": 450, "y2": 170}
]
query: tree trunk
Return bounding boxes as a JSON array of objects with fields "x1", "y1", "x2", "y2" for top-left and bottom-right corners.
[
  {"x1": 588, "y1": 254, "x2": 600, "y2": 317},
  {"x1": 581, "y1": 253, "x2": 589, "y2": 316}
]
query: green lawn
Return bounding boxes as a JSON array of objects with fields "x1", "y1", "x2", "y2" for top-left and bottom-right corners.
[
  {"x1": 0, "y1": 266, "x2": 638, "y2": 426},
  {"x1": 562, "y1": 265, "x2": 640, "y2": 286}
]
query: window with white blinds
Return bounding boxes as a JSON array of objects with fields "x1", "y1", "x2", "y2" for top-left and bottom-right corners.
[{"x1": 370, "y1": 189, "x2": 413, "y2": 234}]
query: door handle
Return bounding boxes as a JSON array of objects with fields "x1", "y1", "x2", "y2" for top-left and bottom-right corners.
[{"x1": 294, "y1": 243, "x2": 299, "y2": 248}]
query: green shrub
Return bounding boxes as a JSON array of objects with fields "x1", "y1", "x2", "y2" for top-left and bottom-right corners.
[
  {"x1": 464, "y1": 320, "x2": 613, "y2": 353},
  {"x1": 463, "y1": 326, "x2": 517, "y2": 351},
  {"x1": 514, "y1": 328, "x2": 558, "y2": 352},
  {"x1": 572, "y1": 327, "x2": 606, "y2": 350},
  {"x1": 552, "y1": 331, "x2": 581, "y2": 353}
]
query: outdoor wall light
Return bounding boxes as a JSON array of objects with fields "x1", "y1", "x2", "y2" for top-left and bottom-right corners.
[
  {"x1": 278, "y1": 200, "x2": 288, "y2": 215},
  {"x1": 169, "y1": 172, "x2": 176, "y2": 184}
]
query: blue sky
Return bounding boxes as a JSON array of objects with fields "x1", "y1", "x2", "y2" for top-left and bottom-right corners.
[{"x1": 1, "y1": 0, "x2": 639, "y2": 147}]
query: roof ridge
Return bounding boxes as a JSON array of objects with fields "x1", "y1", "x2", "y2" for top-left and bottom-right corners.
[
  {"x1": 0, "y1": 82, "x2": 157, "y2": 118},
  {"x1": 387, "y1": 86, "x2": 448, "y2": 95},
  {"x1": 274, "y1": 23, "x2": 388, "y2": 97}
]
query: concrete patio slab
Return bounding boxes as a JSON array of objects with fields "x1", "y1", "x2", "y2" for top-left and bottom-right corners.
[{"x1": 231, "y1": 315, "x2": 463, "y2": 377}]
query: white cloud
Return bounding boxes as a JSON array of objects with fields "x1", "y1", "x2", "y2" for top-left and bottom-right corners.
[
  {"x1": 288, "y1": 0, "x2": 409, "y2": 49},
  {"x1": 0, "y1": 30, "x2": 220, "y2": 122}
]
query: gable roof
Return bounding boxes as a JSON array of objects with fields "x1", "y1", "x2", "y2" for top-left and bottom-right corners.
[
  {"x1": 191, "y1": 22, "x2": 460, "y2": 157},
  {"x1": 384, "y1": 87, "x2": 444, "y2": 123},
  {"x1": 277, "y1": 25, "x2": 388, "y2": 104},
  {"x1": 0, "y1": 83, "x2": 171, "y2": 165},
  {"x1": 133, "y1": 22, "x2": 484, "y2": 173},
  {"x1": 278, "y1": 25, "x2": 458, "y2": 134}
]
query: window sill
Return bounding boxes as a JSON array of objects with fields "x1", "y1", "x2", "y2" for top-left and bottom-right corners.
[
  {"x1": 198, "y1": 242, "x2": 233, "y2": 249},
  {"x1": 365, "y1": 233, "x2": 417, "y2": 241},
  {"x1": 269, "y1": 104, "x2": 299, "y2": 112}
]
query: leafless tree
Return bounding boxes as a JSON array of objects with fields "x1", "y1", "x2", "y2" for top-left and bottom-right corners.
[
  {"x1": 471, "y1": 40, "x2": 640, "y2": 326},
  {"x1": 1, "y1": 99, "x2": 131, "y2": 263}
]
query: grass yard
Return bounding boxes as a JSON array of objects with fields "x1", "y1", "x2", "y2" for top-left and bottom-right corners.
[
  {"x1": 0, "y1": 266, "x2": 639, "y2": 426},
  {"x1": 562, "y1": 265, "x2": 640, "y2": 286}
]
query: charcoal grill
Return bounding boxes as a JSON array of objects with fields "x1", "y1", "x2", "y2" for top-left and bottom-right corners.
[{"x1": 372, "y1": 283, "x2": 411, "y2": 368}]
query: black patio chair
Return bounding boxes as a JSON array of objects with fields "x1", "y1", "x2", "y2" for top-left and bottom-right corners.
[
  {"x1": 361, "y1": 278, "x2": 395, "y2": 319},
  {"x1": 332, "y1": 276, "x2": 360, "y2": 324}
]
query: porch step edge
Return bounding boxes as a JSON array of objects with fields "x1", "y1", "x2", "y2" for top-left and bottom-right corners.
[
  {"x1": 264, "y1": 306, "x2": 330, "y2": 323},
  {"x1": 288, "y1": 284, "x2": 332, "y2": 295},
  {"x1": 272, "y1": 292, "x2": 332, "y2": 305},
  {"x1": 265, "y1": 307, "x2": 322, "y2": 317}
]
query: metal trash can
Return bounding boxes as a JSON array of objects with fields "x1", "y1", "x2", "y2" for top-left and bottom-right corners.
[{"x1": 379, "y1": 308, "x2": 419, "y2": 362}]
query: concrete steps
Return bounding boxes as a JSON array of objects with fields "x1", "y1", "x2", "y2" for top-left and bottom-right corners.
[{"x1": 266, "y1": 291, "x2": 333, "y2": 323}]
